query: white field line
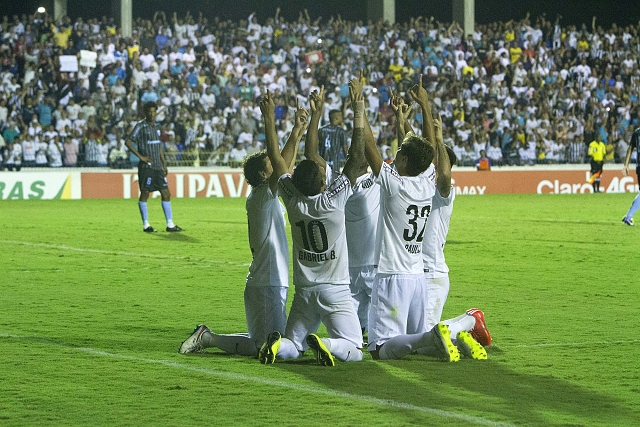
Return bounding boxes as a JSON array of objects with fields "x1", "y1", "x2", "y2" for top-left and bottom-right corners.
[
  {"x1": 507, "y1": 339, "x2": 640, "y2": 349},
  {"x1": 0, "y1": 239, "x2": 250, "y2": 267},
  {"x1": 0, "y1": 332, "x2": 514, "y2": 427}
]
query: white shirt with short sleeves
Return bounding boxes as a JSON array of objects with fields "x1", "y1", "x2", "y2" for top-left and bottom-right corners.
[
  {"x1": 422, "y1": 189, "x2": 455, "y2": 278},
  {"x1": 245, "y1": 183, "x2": 289, "y2": 288},
  {"x1": 374, "y1": 162, "x2": 436, "y2": 275},
  {"x1": 278, "y1": 173, "x2": 352, "y2": 288},
  {"x1": 345, "y1": 173, "x2": 380, "y2": 268}
]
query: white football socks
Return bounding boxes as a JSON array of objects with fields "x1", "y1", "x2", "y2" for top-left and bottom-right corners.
[
  {"x1": 202, "y1": 331, "x2": 259, "y2": 357},
  {"x1": 379, "y1": 332, "x2": 433, "y2": 360},
  {"x1": 443, "y1": 313, "x2": 476, "y2": 337},
  {"x1": 323, "y1": 338, "x2": 363, "y2": 362}
]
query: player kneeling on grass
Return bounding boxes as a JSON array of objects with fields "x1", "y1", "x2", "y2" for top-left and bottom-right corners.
[
  {"x1": 258, "y1": 87, "x2": 368, "y2": 366},
  {"x1": 178, "y1": 106, "x2": 309, "y2": 356},
  {"x1": 125, "y1": 102, "x2": 182, "y2": 233}
]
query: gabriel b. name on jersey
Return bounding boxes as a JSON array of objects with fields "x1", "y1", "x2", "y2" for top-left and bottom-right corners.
[{"x1": 298, "y1": 249, "x2": 337, "y2": 262}]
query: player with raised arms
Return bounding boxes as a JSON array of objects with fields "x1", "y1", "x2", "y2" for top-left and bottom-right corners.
[
  {"x1": 258, "y1": 84, "x2": 366, "y2": 366},
  {"x1": 358, "y1": 76, "x2": 459, "y2": 361},
  {"x1": 305, "y1": 83, "x2": 380, "y2": 336},
  {"x1": 178, "y1": 102, "x2": 309, "y2": 356},
  {"x1": 408, "y1": 78, "x2": 491, "y2": 356}
]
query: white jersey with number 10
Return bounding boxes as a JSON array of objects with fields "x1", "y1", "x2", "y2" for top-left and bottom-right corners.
[{"x1": 278, "y1": 173, "x2": 352, "y2": 288}]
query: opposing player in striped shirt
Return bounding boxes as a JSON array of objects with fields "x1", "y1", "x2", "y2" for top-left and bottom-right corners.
[{"x1": 125, "y1": 102, "x2": 182, "y2": 233}]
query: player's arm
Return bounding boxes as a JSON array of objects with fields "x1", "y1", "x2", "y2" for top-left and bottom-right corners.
[
  {"x1": 433, "y1": 115, "x2": 452, "y2": 197},
  {"x1": 351, "y1": 75, "x2": 383, "y2": 177},
  {"x1": 124, "y1": 126, "x2": 151, "y2": 164},
  {"x1": 282, "y1": 105, "x2": 308, "y2": 171},
  {"x1": 342, "y1": 79, "x2": 366, "y2": 186},
  {"x1": 305, "y1": 86, "x2": 326, "y2": 168},
  {"x1": 622, "y1": 132, "x2": 636, "y2": 176},
  {"x1": 389, "y1": 90, "x2": 411, "y2": 143},
  {"x1": 409, "y1": 74, "x2": 435, "y2": 149},
  {"x1": 261, "y1": 90, "x2": 288, "y2": 181},
  {"x1": 159, "y1": 140, "x2": 168, "y2": 175}
]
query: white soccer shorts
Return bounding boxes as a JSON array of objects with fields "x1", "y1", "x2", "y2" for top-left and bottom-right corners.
[
  {"x1": 368, "y1": 273, "x2": 429, "y2": 350},
  {"x1": 348, "y1": 265, "x2": 375, "y2": 331},
  {"x1": 284, "y1": 284, "x2": 363, "y2": 351},
  {"x1": 424, "y1": 275, "x2": 450, "y2": 331},
  {"x1": 244, "y1": 285, "x2": 288, "y2": 347}
]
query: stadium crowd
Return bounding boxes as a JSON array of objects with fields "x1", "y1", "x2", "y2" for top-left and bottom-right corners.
[{"x1": 1, "y1": 8, "x2": 639, "y2": 170}]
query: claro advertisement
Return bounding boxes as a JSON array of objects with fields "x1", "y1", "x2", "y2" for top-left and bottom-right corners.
[{"x1": 0, "y1": 168, "x2": 637, "y2": 200}]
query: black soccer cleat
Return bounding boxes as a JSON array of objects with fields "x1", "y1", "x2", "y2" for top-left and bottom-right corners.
[
  {"x1": 166, "y1": 225, "x2": 184, "y2": 232},
  {"x1": 143, "y1": 226, "x2": 157, "y2": 233}
]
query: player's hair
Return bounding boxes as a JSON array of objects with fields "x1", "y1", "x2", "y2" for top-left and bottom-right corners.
[
  {"x1": 292, "y1": 159, "x2": 324, "y2": 196},
  {"x1": 243, "y1": 150, "x2": 268, "y2": 187},
  {"x1": 143, "y1": 102, "x2": 157, "y2": 114},
  {"x1": 446, "y1": 146, "x2": 457, "y2": 167},
  {"x1": 329, "y1": 110, "x2": 342, "y2": 123},
  {"x1": 400, "y1": 134, "x2": 435, "y2": 176}
]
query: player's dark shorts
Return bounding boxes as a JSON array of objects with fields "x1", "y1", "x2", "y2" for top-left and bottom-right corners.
[
  {"x1": 138, "y1": 168, "x2": 168, "y2": 192},
  {"x1": 590, "y1": 160, "x2": 603, "y2": 174},
  {"x1": 636, "y1": 166, "x2": 640, "y2": 182}
]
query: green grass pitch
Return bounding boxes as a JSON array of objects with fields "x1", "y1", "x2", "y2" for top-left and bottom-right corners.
[{"x1": 1, "y1": 193, "x2": 639, "y2": 426}]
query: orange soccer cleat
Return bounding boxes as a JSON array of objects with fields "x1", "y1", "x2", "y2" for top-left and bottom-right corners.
[{"x1": 466, "y1": 308, "x2": 492, "y2": 347}]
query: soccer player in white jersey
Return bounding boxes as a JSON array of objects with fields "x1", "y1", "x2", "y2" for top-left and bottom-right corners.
[
  {"x1": 360, "y1": 80, "x2": 459, "y2": 362},
  {"x1": 409, "y1": 79, "x2": 492, "y2": 351},
  {"x1": 259, "y1": 85, "x2": 366, "y2": 366},
  {"x1": 305, "y1": 86, "x2": 380, "y2": 334},
  {"x1": 178, "y1": 106, "x2": 309, "y2": 356}
]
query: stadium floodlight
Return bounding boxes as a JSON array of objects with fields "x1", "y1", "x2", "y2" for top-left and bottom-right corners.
[
  {"x1": 37, "y1": 7, "x2": 46, "y2": 13},
  {"x1": 317, "y1": 38, "x2": 323, "y2": 44}
]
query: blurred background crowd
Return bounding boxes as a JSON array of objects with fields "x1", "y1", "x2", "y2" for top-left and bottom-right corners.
[{"x1": 1, "y1": 7, "x2": 639, "y2": 170}]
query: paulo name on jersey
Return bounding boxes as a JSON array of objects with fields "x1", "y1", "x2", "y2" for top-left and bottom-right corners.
[
  {"x1": 245, "y1": 183, "x2": 289, "y2": 288},
  {"x1": 345, "y1": 173, "x2": 380, "y2": 268},
  {"x1": 278, "y1": 173, "x2": 352, "y2": 287},
  {"x1": 375, "y1": 162, "x2": 436, "y2": 275},
  {"x1": 422, "y1": 189, "x2": 455, "y2": 278}
]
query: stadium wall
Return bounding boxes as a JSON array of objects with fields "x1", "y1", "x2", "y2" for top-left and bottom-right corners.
[{"x1": 0, "y1": 165, "x2": 637, "y2": 200}]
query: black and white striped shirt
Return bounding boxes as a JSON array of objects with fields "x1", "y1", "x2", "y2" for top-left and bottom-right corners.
[{"x1": 129, "y1": 120, "x2": 164, "y2": 170}]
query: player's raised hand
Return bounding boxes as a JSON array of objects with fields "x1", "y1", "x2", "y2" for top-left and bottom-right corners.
[
  {"x1": 349, "y1": 70, "x2": 364, "y2": 96},
  {"x1": 309, "y1": 85, "x2": 325, "y2": 116},
  {"x1": 388, "y1": 88, "x2": 402, "y2": 115},
  {"x1": 294, "y1": 99, "x2": 310, "y2": 128},
  {"x1": 259, "y1": 90, "x2": 275, "y2": 121},
  {"x1": 349, "y1": 80, "x2": 364, "y2": 109},
  {"x1": 409, "y1": 74, "x2": 428, "y2": 106},
  {"x1": 433, "y1": 114, "x2": 444, "y2": 143}
]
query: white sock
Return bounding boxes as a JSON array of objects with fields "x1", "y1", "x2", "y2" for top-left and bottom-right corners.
[
  {"x1": 379, "y1": 332, "x2": 431, "y2": 360},
  {"x1": 202, "y1": 332, "x2": 258, "y2": 357},
  {"x1": 323, "y1": 338, "x2": 363, "y2": 362},
  {"x1": 443, "y1": 313, "x2": 476, "y2": 337},
  {"x1": 277, "y1": 337, "x2": 302, "y2": 360}
]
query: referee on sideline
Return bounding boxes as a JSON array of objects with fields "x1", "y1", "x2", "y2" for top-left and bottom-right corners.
[
  {"x1": 125, "y1": 102, "x2": 183, "y2": 233},
  {"x1": 588, "y1": 133, "x2": 606, "y2": 193}
]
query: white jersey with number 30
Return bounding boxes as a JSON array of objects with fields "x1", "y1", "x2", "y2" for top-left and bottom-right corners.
[
  {"x1": 279, "y1": 173, "x2": 353, "y2": 288},
  {"x1": 375, "y1": 162, "x2": 436, "y2": 275}
]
